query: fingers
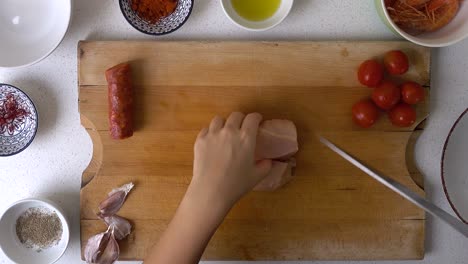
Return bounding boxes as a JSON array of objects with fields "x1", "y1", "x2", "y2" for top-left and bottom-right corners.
[
  {"x1": 225, "y1": 112, "x2": 245, "y2": 129},
  {"x1": 241, "y1": 113, "x2": 263, "y2": 138},
  {"x1": 209, "y1": 112, "x2": 261, "y2": 134},
  {"x1": 196, "y1": 127, "x2": 208, "y2": 139},
  {"x1": 209, "y1": 116, "x2": 225, "y2": 132}
]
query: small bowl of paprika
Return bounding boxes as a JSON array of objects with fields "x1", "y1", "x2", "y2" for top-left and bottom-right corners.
[{"x1": 119, "y1": 0, "x2": 194, "y2": 35}]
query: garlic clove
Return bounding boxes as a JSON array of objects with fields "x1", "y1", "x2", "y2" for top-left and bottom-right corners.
[
  {"x1": 98, "y1": 192, "x2": 125, "y2": 217},
  {"x1": 108, "y1": 182, "x2": 134, "y2": 196},
  {"x1": 86, "y1": 183, "x2": 134, "y2": 264},
  {"x1": 98, "y1": 232, "x2": 120, "y2": 264},
  {"x1": 103, "y1": 215, "x2": 132, "y2": 240},
  {"x1": 84, "y1": 230, "x2": 111, "y2": 263},
  {"x1": 98, "y1": 182, "x2": 134, "y2": 217},
  {"x1": 84, "y1": 229, "x2": 120, "y2": 264}
]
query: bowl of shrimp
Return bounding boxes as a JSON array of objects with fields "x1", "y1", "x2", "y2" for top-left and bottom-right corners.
[{"x1": 375, "y1": 0, "x2": 468, "y2": 47}]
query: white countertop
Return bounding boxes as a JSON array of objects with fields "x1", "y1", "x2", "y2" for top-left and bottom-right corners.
[{"x1": 0, "y1": 0, "x2": 467, "y2": 263}]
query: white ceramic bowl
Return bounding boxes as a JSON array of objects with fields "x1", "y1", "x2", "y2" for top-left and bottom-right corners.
[
  {"x1": 221, "y1": 0, "x2": 293, "y2": 31},
  {"x1": 0, "y1": 199, "x2": 70, "y2": 264},
  {"x1": 375, "y1": 0, "x2": 468, "y2": 47},
  {"x1": 0, "y1": 0, "x2": 71, "y2": 68}
]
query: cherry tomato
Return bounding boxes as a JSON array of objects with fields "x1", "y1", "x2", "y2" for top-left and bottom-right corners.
[
  {"x1": 352, "y1": 99, "x2": 380, "y2": 128},
  {"x1": 401, "y1": 81, "x2": 425, "y2": 105},
  {"x1": 388, "y1": 103, "x2": 416, "y2": 127},
  {"x1": 371, "y1": 80, "x2": 401, "y2": 110},
  {"x1": 384, "y1": 50, "x2": 409, "y2": 75},
  {"x1": 358, "y1": 60, "x2": 384, "y2": 87}
]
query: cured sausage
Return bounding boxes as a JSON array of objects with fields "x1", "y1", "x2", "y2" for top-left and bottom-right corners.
[{"x1": 105, "y1": 63, "x2": 134, "y2": 139}]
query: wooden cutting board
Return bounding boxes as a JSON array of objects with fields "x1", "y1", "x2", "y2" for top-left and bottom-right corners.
[{"x1": 79, "y1": 41, "x2": 430, "y2": 261}]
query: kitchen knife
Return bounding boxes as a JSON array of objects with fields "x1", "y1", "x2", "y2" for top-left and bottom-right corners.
[{"x1": 319, "y1": 136, "x2": 468, "y2": 238}]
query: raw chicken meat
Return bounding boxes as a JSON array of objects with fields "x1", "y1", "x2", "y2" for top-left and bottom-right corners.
[
  {"x1": 254, "y1": 159, "x2": 296, "y2": 191},
  {"x1": 256, "y1": 120, "x2": 298, "y2": 160},
  {"x1": 254, "y1": 120, "x2": 298, "y2": 191}
]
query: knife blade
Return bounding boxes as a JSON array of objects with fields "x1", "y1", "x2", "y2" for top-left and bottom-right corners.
[{"x1": 319, "y1": 136, "x2": 468, "y2": 238}]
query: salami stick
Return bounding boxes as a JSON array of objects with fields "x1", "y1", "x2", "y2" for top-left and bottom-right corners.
[{"x1": 105, "y1": 63, "x2": 134, "y2": 139}]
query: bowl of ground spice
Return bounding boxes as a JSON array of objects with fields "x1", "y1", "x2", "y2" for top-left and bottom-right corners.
[
  {"x1": 0, "y1": 199, "x2": 69, "y2": 264},
  {"x1": 119, "y1": 0, "x2": 194, "y2": 35}
]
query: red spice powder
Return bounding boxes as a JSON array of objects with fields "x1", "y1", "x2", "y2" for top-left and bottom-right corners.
[{"x1": 131, "y1": 0, "x2": 178, "y2": 24}]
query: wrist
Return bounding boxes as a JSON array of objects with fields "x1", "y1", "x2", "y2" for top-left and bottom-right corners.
[{"x1": 184, "y1": 183, "x2": 233, "y2": 221}]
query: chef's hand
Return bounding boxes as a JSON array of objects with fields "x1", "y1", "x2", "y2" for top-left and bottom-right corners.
[
  {"x1": 189, "y1": 112, "x2": 273, "y2": 210},
  {"x1": 145, "y1": 112, "x2": 272, "y2": 264}
]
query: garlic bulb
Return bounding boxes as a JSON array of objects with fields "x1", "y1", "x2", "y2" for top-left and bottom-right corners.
[{"x1": 85, "y1": 182, "x2": 134, "y2": 264}]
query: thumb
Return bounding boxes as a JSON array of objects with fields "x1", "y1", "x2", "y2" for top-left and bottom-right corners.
[{"x1": 253, "y1": 159, "x2": 272, "y2": 182}]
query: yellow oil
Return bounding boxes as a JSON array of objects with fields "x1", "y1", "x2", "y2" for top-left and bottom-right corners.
[{"x1": 231, "y1": 0, "x2": 281, "y2": 22}]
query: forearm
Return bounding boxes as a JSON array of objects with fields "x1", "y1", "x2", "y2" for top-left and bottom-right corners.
[
  {"x1": 144, "y1": 185, "x2": 231, "y2": 264},
  {"x1": 145, "y1": 112, "x2": 269, "y2": 263}
]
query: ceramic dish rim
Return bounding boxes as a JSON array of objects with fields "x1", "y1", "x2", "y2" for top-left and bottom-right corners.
[
  {"x1": 377, "y1": 0, "x2": 468, "y2": 48},
  {"x1": 441, "y1": 107, "x2": 468, "y2": 224},
  {"x1": 0, "y1": 83, "x2": 39, "y2": 157},
  {"x1": 0, "y1": 0, "x2": 72, "y2": 69},
  {"x1": 118, "y1": 0, "x2": 194, "y2": 36},
  {"x1": 0, "y1": 198, "x2": 70, "y2": 264},
  {"x1": 220, "y1": 0, "x2": 294, "y2": 32}
]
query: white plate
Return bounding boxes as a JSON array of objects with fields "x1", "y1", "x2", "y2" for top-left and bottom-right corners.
[
  {"x1": 0, "y1": 199, "x2": 70, "y2": 264},
  {"x1": 442, "y1": 109, "x2": 468, "y2": 224},
  {"x1": 0, "y1": 0, "x2": 71, "y2": 68}
]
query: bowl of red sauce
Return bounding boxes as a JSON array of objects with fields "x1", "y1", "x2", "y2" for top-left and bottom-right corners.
[
  {"x1": 0, "y1": 84, "x2": 38, "y2": 157},
  {"x1": 119, "y1": 0, "x2": 194, "y2": 35}
]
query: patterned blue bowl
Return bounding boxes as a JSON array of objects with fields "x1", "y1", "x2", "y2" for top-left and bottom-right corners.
[
  {"x1": 0, "y1": 84, "x2": 38, "y2": 156},
  {"x1": 119, "y1": 0, "x2": 194, "y2": 35}
]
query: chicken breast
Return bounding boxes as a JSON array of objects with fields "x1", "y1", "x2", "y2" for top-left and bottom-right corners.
[
  {"x1": 256, "y1": 119, "x2": 298, "y2": 160},
  {"x1": 254, "y1": 120, "x2": 298, "y2": 191},
  {"x1": 254, "y1": 159, "x2": 296, "y2": 191}
]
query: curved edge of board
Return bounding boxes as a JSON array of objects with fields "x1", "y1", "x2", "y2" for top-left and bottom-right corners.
[
  {"x1": 405, "y1": 119, "x2": 427, "y2": 260},
  {"x1": 80, "y1": 114, "x2": 103, "y2": 189},
  {"x1": 405, "y1": 110, "x2": 429, "y2": 192},
  {"x1": 406, "y1": 130, "x2": 425, "y2": 191}
]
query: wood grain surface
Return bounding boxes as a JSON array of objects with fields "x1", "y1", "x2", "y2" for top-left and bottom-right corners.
[{"x1": 79, "y1": 41, "x2": 430, "y2": 260}]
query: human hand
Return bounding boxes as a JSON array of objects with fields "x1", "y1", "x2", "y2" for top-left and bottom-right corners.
[
  {"x1": 145, "y1": 113, "x2": 272, "y2": 264},
  {"x1": 188, "y1": 112, "x2": 273, "y2": 210}
]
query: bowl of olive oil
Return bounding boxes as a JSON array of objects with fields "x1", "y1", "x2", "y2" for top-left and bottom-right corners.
[{"x1": 221, "y1": 0, "x2": 293, "y2": 31}]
